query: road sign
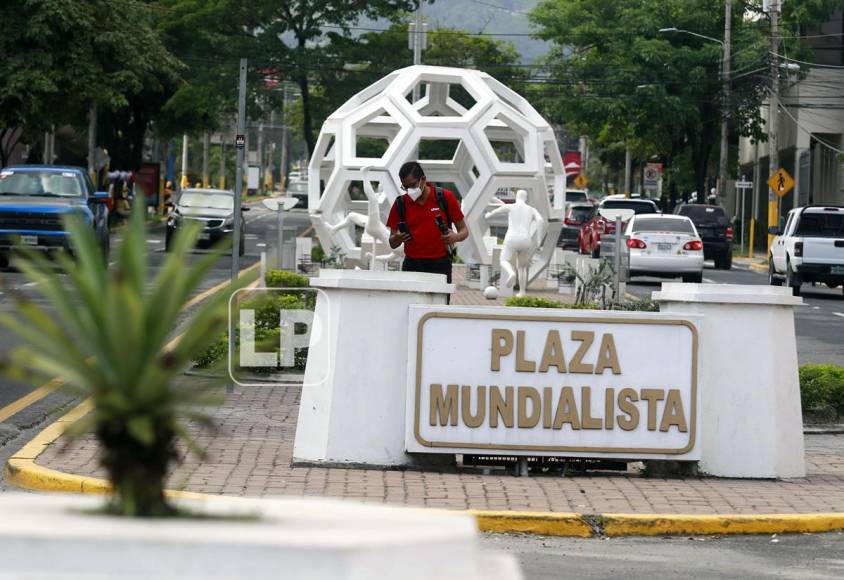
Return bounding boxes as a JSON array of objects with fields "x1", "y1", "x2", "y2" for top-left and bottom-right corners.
[
  {"x1": 235, "y1": 134, "x2": 245, "y2": 149},
  {"x1": 573, "y1": 174, "x2": 588, "y2": 189},
  {"x1": 735, "y1": 180, "x2": 753, "y2": 189},
  {"x1": 768, "y1": 168, "x2": 794, "y2": 198}
]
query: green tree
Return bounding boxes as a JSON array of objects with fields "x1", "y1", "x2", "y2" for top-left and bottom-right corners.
[
  {"x1": 292, "y1": 22, "x2": 527, "y2": 149},
  {"x1": 530, "y1": 0, "x2": 841, "y2": 202},
  {"x1": 0, "y1": 0, "x2": 180, "y2": 167},
  {"x1": 252, "y1": 1, "x2": 429, "y2": 156}
]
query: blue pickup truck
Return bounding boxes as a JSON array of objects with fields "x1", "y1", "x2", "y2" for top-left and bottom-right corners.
[{"x1": 0, "y1": 165, "x2": 110, "y2": 267}]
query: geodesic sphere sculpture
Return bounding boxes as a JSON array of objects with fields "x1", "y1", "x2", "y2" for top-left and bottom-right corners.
[{"x1": 308, "y1": 65, "x2": 565, "y2": 277}]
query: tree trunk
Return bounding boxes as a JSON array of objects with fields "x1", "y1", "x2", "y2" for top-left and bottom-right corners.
[{"x1": 297, "y1": 73, "x2": 315, "y2": 156}]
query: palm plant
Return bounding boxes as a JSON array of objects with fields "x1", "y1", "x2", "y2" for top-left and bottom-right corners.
[{"x1": 0, "y1": 206, "x2": 249, "y2": 516}]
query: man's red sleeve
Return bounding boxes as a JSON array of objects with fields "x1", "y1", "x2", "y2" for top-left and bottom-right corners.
[
  {"x1": 386, "y1": 200, "x2": 399, "y2": 230},
  {"x1": 446, "y1": 190, "x2": 464, "y2": 222}
]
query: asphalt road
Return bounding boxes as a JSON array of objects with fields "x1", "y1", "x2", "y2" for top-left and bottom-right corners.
[
  {"x1": 482, "y1": 531, "x2": 844, "y2": 580},
  {"x1": 0, "y1": 202, "x2": 312, "y2": 486},
  {"x1": 626, "y1": 259, "x2": 844, "y2": 367}
]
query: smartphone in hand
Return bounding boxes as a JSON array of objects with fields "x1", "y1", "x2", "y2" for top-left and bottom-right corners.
[{"x1": 398, "y1": 221, "x2": 412, "y2": 240}]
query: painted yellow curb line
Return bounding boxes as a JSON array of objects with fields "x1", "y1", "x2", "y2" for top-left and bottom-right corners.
[
  {"x1": 601, "y1": 512, "x2": 844, "y2": 537},
  {"x1": 471, "y1": 510, "x2": 593, "y2": 537},
  {"x1": 748, "y1": 262, "x2": 768, "y2": 273}
]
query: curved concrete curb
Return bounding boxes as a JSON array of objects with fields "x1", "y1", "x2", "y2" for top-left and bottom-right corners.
[
  {"x1": 8, "y1": 408, "x2": 844, "y2": 538},
  {"x1": 749, "y1": 261, "x2": 768, "y2": 273}
]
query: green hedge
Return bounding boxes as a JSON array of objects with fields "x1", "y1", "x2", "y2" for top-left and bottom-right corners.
[
  {"x1": 799, "y1": 364, "x2": 844, "y2": 417},
  {"x1": 265, "y1": 270, "x2": 309, "y2": 288},
  {"x1": 504, "y1": 296, "x2": 599, "y2": 309}
]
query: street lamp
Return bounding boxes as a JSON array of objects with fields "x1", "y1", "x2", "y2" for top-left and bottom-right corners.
[{"x1": 660, "y1": 1, "x2": 732, "y2": 205}]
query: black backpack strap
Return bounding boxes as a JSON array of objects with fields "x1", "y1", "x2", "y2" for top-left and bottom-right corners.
[
  {"x1": 435, "y1": 186, "x2": 452, "y2": 226},
  {"x1": 396, "y1": 195, "x2": 406, "y2": 222}
]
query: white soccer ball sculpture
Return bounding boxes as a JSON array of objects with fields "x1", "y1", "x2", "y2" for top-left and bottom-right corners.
[{"x1": 308, "y1": 65, "x2": 565, "y2": 281}]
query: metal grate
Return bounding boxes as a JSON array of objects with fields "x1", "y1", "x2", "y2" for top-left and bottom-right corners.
[{"x1": 0, "y1": 212, "x2": 63, "y2": 231}]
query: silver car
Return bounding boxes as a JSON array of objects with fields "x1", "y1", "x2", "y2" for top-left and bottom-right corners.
[
  {"x1": 624, "y1": 214, "x2": 704, "y2": 283},
  {"x1": 166, "y1": 188, "x2": 248, "y2": 255}
]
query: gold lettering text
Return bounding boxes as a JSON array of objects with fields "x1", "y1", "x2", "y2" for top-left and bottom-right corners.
[
  {"x1": 616, "y1": 388, "x2": 639, "y2": 431},
  {"x1": 659, "y1": 389, "x2": 688, "y2": 433},
  {"x1": 569, "y1": 331, "x2": 595, "y2": 374},
  {"x1": 553, "y1": 386, "x2": 581, "y2": 430},
  {"x1": 594, "y1": 333, "x2": 621, "y2": 375},
  {"x1": 538, "y1": 330, "x2": 566, "y2": 373},
  {"x1": 489, "y1": 386, "x2": 514, "y2": 428},
  {"x1": 641, "y1": 388, "x2": 665, "y2": 431},
  {"x1": 518, "y1": 387, "x2": 541, "y2": 428},
  {"x1": 461, "y1": 385, "x2": 486, "y2": 428},
  {"x1": 430, "y1": 384, "x2": 458, "y2": 426},
  {"x1": 491, "y1": 329, "x2": 513, "y2": 371}
]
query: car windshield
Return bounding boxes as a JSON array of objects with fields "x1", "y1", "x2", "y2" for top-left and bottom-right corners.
[
  {"x1": 677, "y1": 205, "x2": 727, "y2": 224},
  {"x1": 178, "y1": 192, "x2": 233, "y2": 210},
  {"x1": 602, "y1": 200, "x2": 658, "y2": 214},
  {"x1": 567, "y1": 191, "x2": 587, "y2": 202},
  {"x1": 287, "y1": 182, "x2": 308, "y2": 194},
  {"x1": 0, "y1": 170, "x2": 84, "y2": 197},
  {"x1": 569, "y1": 206, "x2": 593, "y2": 221},
  {"x1": 795, "y1": 212, "x2": 844, "y2": 238},
  {"x1": 632, "y1": 217, "x2": 695, "y2": 234}
]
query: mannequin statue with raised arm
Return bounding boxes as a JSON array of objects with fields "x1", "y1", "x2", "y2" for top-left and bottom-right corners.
[
  {"x1": 484, "y1": 189, "x2": 546, "y2": 297},
  {"x1": 327, "y1": 167, "x2": 402, "y2": 268}
]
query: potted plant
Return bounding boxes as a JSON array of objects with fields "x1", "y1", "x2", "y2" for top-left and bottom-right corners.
[{"x1": 0, "y1": 207, "x2": 244, "y2": 516}]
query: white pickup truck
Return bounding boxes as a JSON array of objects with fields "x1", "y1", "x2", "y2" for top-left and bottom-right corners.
[{"x1": 769, "y1": 206, "x2": 844, "y2": 296}]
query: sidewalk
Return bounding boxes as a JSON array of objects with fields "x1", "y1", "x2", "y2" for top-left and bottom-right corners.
[
  {"x1": 11, "y1": 270, "x2": 844, "y2": 536},
  {"x1": 732, "y1": 252, "x2": 768, "y2": 273}
]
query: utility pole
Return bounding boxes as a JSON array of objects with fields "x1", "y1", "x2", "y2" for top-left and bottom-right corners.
[
  {"x1": 767, "y1": 0, "x2": 780, "y2": 253},
  {"x1": 202, "y1": 132, "x2": 210, "y2": 188},
  {"x1": 229, "y1": 58, "x2": 247, "y2": 395},
  {"x1": 280, "y1": 84, "x2": 289, "y2": 190},
  {"x1": 219, "y1": 138, "x2": 226, "y2": 189},
  {"x1": 180, "y1": 134, "x2": 190, "y2": 190},
  {"x1": 87, "y1": 105, "x2": 97, "y2": 186},
  {"x1": 257, "y1": 118, "x2": 265, "y2": 193},
  {"x1": 717, "y1": 0, "x2": 732, "y2": 205},
  {"x1": 624, "y1": 146, "x2": 632, "y2": 197},
  {"x1": 410, "y1": 3, "x2": 427, "y2": 103}
]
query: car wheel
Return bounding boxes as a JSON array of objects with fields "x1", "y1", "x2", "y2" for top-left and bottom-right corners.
[
  {"x1": 786, "y1": 260, "x2": 801, "y2": 296},
  {"x1": 721, "y1": 252, "x2": 732, "y2": 270},
  {"x1": 768, "y1": 258, "x2": 783, "y2": 286},
  {"x1": 0, "y1": 252, "x2": 8, "y2": 269}
]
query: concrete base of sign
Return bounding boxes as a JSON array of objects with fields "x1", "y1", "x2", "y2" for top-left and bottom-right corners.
[
  {"x1": 0, "y1": 493, "x2": 520, "y2": 580},
  {"x1": 293, "y1": 269, "x2": 454, "y2": 467},
  {"x1": 653, "y1": 283, "x2": 805, "y2": 479}
]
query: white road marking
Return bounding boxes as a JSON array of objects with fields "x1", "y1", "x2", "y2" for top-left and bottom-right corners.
[
  {"x1": 813, "y1": 306, "x2": 821, "y2": 310},
  {"x1": 256, "y1": 243, "x2": 267, "y2": 248},
  {"x1": 703, "y1": 277, "x2": 716, "y2": 283},
  {"x1": 833, "y1": 312, "x2": 844, "y2": 319}
]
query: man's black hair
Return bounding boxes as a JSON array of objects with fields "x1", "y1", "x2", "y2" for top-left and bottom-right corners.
[{"x1": 399, "y1": 161, "x2": 425, "y2": 181}]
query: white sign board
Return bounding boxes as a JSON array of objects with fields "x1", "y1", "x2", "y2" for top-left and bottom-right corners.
[
  {"x1": 247, "y1": 166, "x2": 260, "y2": 190},
  {"x1": 406, "y1": 307, "x2": 699, "y2": 460}
]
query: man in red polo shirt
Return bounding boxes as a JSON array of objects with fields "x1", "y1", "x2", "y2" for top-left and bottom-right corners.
[{"x1": 387, "y1": 161, "x2": 469, "y2": 284}]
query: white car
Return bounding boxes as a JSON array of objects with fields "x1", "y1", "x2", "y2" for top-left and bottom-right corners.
[
  {"x1": 769, "y1": 206, "x2": 844, "y2": 296},
  {"x1": 624, "y1": 214, "x2": 704, "y2": 283}
]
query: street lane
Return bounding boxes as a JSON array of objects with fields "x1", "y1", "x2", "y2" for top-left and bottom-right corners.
[
  {"x1": 0, "y1": 202, "x2": 311, "y2": 413},
  {"x1": 626, "y1": 260, "x2": 844, "y2": 366}
]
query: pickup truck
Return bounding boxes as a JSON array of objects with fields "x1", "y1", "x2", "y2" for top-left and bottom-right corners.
[
  {"x1": 0, "y1": 165, "x2": 110, "y2": 267},
  {"x1": 769, "y1": 205, "x2": 844, "y2": 296}
]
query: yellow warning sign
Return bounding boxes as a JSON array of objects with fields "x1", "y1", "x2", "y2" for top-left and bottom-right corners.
[
  {"x1": 574, "y1": 174, "x2": 588, "y2": 189},
  {"x1": 768, "y1": 168, "x2": 794, "y2": 198}
]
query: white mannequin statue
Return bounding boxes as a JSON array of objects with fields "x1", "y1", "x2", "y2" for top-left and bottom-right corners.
[
  {"x1": 327, "y1": 166, "x2": 402, "y2": 268},
  {"x1": 484, "y1": 189, "x2": 546, "y2": 297}
]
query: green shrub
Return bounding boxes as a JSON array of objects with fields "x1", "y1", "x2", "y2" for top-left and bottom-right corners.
[
  {"x1": 194, "y1": 333, "x2": 228, "y2": 369},
  {"x1": 612, "y1": 298, "x2": 660, "y2": 312},
  {"x1": 799, "y1": 364, "x2": 844, "y2": 415},
  {"x1": 505, "y1": 296, "x2": 599, "y2": 309},
  {"x1": 265, "y1": 269, "x2": 309, "y2": 288},
  {"x1": 311, "y1": 244, "x2": 325, "y2": 263}
]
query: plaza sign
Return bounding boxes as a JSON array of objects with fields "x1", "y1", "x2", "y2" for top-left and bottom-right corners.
[{"x1": 406, "y1": 308, "x2": 699, "y2": 459}]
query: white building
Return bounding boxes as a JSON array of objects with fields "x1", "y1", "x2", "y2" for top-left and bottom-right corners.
[{"x1": 738, "y1": 10, "x2": 843, "y2": 231}]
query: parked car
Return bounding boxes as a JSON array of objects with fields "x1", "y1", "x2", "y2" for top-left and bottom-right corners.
[
  {"x1": 624, "y1": 214, "x2": 704, "y2": 283},
  {"x1": 769, "y1": 205, "x2": 844, "y2": 296},
  {"x1": 673, "y1": 204, "x2": 733, "y2": 269},
  {"x1": 579, "y1": 198, "x2": 660, "y2": 257},
  {"x1": 166, "y1": 188, "x2": 248, "y2": 255},
  {"x1": 565, "y1": 189, "x2": 590, "y2": 205},
  {"x1": 0, "y1": 165, "x2": 110, "y2": 267},
  {"x1": 559, "y1": 203, "x2": 595, "y2": 249},
  {"x1": 286, "y1": 180, "x2": 308, "y2": 209}
]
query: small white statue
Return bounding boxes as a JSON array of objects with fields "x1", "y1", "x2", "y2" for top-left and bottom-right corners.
[
  {"x1": 327, "y1": 166, "x2": 402, "y2": 268},
  {"x1": 484, "y1": 189, "x2": 546, "y2": 297}
]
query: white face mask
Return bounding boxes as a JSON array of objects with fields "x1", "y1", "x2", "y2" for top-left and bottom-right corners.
[{"x1": 406, "y1": 186, "x2": 423, "y2": 201}]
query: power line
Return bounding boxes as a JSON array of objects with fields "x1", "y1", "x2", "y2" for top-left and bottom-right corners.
[{"x1": 771, "y1": 90, "x2": 844, "y2": 155}]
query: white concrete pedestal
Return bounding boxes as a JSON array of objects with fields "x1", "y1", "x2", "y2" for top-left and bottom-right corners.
[
  {"x1": 0, "y1": 494, "x2": 521, "y2": 580},
  {"x1": 653, "y1": 283, "x2": 805, "y2": 478},
  {"x1": 294, "y1": 269, "x2": 454, "y2": 467}
]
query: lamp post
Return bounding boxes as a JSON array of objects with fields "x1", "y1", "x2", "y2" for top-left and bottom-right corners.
[{"x1": 660, "y1": 1, "x2": 732, "y2": 205}]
